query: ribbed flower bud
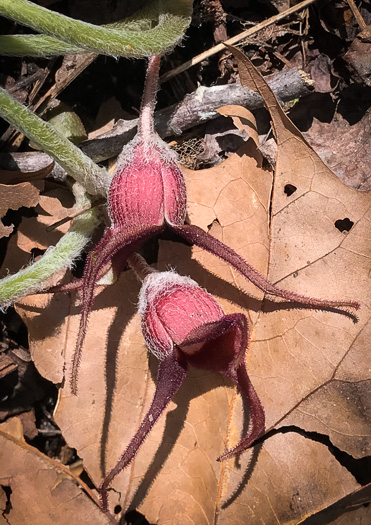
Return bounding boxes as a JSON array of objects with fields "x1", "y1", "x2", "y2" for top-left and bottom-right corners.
[
  {"x1": 139, "y1": 271, "x2": 225, "y2": 359},
  {"x1": 109, "y1": 137, "x2": 187, "y2": 229},
  {"x1": 100, "y1": 269, "x2": 265, "y2": 510}
]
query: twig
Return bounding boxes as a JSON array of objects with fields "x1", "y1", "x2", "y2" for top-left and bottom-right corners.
[
  {"x1": 34, "y1": 53, "x2": 98, "y2": 114},
  {"x1": 346, "y1": 0, "x2": 367, "y2": 31},
  {"x1": 0, "y1": 66, "x2": 313, "y2": 171},
  {"x1": 159, "y1": 0, "x2": 318, "y2": 83},
  {"x1": 81, "y1": 66, "x2": 313, "y2": 163}
]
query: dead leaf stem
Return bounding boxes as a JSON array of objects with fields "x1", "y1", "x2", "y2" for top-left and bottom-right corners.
[{"x1": 159, "y1": 0, "x2": 318, "y2": 83}]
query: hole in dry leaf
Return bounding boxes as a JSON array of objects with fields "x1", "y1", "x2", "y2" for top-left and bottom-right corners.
[
  {"x1": 114, "y1": 505, "x2": 122, "y2": 514},
  {"x1": 0, "y1": 485, "x2": 12, "y2": 514},
  {"x1": 207, "y1": 218, "x2": 221, "y2": 231},
  {"x1": 125, "y1": 509, "x2": 152, "y2": 525},
  {"x1": 284, "y1": 184, "x2": 297, "y2": 196},
  {"x1": 334, "y1": 218, "x2": 354, "y2": 233}
]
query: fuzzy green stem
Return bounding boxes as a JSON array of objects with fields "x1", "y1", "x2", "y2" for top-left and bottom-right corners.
[
  {"x1": 0, "y1": 87, "x2": 109, "y2": 196},
  {"x1": 0, "y1": 207, "x2": 100, "y2": 307},
  {"x1": 0, "y1": 0, "x2": 193, "y2": 57},
  {"x1": 0, "y1": 35, "x2": 81, "y2": 57}
]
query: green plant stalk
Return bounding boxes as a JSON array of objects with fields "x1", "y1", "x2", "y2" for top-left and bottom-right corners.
[
  {"x1": 0, "y1": 0, "x2": 177, "y2": 57},
  {"x1": 0, "y1": 35, "x2": 82, "y2": 57},
  {"x1": 0, "y1": 0, "x2": 193, "y2": 57},
  {"x1": 0, "y1": 87, "x2": 109, "y2": 196},
  {"x1": 0, "y1": 207, "x2": 100, "y2": 307}
]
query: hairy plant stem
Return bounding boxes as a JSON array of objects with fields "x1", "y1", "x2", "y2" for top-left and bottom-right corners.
[
  {"x1": 128, "y1": 253, "x2": 158, "y2": 282},
  {"x1": 138, "y1": 56, "x2": 161, "y2": 141},
  {"x1": 0, "y1": 87, "x2": 109, "y2": 196},
  {"x1": 0, "y1": 0, "x2": 193, "y2": 57}
]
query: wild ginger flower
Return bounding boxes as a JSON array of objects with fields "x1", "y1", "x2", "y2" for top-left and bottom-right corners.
[
  {"x1": 67, "y1": 55, "x2": 359, "y2": 394},
  {"x1": 99, "y1": 266, "x2": 265, "y2": 510},
  {"x1": 68, "y1": 56, "x2": 187, "y2": 393}
]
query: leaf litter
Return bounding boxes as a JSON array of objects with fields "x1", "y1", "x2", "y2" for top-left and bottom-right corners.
[
  {"x1": 0, "y1": 418, "x2": 110, "y2": 525},
  {"x1": 1, "y1": 49, "x2": 370, "y2": 525}
]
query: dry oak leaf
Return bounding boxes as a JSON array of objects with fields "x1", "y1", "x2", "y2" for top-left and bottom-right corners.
[
  {"x1": 0, "y1": 183, "x2": 75, "y2": 278},
  {"x1": 16, "y1": 72, "x2": 370, "y2": 523},
  {"x1": 150, "y1": 139, "x2": 366, "y2": 523},
  {"x1": 19, "y1": 107, "x2": 365, "y2": 523},
  {"x1": 21, "y1": 125, "x2": 273, "y2": 520},
  {"x1": 0, "y1": 418, "x2": 110, "y2": 525},
  {"x1": 225, "y1": 46, "x2": 371, "y2": 460},
  {"x1": 0, "y1": 181, "x2": 41, "y2": 239}
]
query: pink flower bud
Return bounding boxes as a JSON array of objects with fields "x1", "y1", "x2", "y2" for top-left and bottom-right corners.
[
  {"x1": 139, "y1": 270, "x2": 253, "y2": 376},
  {"x1": 69, "y1": 54, "x2": 359, "y2": 398},
  {"x1": 109, "y1": 137, "x2": 187, "y2": 229},
  {"x1": 139, "y1": 271, "x2": 224, "y2": 359},
  {"x1": 100, "y1": 270, "x2": 265, "y2": 509}
]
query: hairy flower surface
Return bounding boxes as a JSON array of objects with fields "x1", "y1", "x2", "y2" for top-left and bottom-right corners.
[
  {"x1": 66, "y1": 55, "x2": 359, "y2": 395},
  {"x1": 109, "y1": 137, "x2": 186, "y2": 229},
  {"x1": 100, "y1": 270, "x2": 265, "y2": 510},
  {"x1": 67, "y1": 56, "x2": 187, "y2": 394}
]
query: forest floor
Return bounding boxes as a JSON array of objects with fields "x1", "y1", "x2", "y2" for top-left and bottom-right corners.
[{"x1": 0, "y1": 1, "x2": 370, "y2": 524}]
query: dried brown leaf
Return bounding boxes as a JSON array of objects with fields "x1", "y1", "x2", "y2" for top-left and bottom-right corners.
[
  {"x1": 1, "y1": 184, "x2": 75, "y2": 277},
  {"x1": 227, "y1": 45, "x2": 370, "y2": 455},
  {"x1": 304, "y1": 107, "x2": 371, "y2": 190},
  {"x1": 16, "y1": 293, "x2": 70, "y2": 384},
  {"x1": 0, "y1": 421, "x2": 110, "y2": 524},
  {"x1": 344, "y1": 34, "x2": 371, "y2": 87},
  {"x1": 0, "y1": 160, "x2": 53, "y2": 185},
  {"x1": 15, "y1": 59, "x2": 371, "y2": 523},
  {"x1": 32, "y1": 128, "x2": 271, "y2": 520},
  {"x1": 0, "y1": 182, "x2": 41, "y2": 239}
]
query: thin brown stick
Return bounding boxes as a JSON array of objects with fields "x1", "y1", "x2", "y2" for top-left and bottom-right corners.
[
  {"x1": 345, "y1": 0, "x2": 367, "y2": 30},
  {"x1": 46, "y1": 197, "x2": 105, "y2": 232},
  {"x1": 35, "y1": 53, "x2": 98, "y2": 114},
  {"x1": 159, "y1": 0, "x2": 318, "y2": 83},
  {"x1": 0, "y1": 66, "x2": 312, "y2": 171}
]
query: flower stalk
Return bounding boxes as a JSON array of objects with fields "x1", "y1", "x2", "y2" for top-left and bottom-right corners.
[
  {"x1": 138, "y1": 56, "x2": 161, "y2": 141},
  {"x1": 128, "y1": 253, "x2": 158, "y2": 282}
]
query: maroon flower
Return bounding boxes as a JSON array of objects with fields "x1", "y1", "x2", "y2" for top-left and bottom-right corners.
[
  {"x1": 99, "y1": 269, "x2": 265, "y2": 510},
  {"x1": 64, "y1": 55, "x2": 359, "y2": 394},
  {"x1": 67, "y1": 56, "x2": 187, "y2": 394}
]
